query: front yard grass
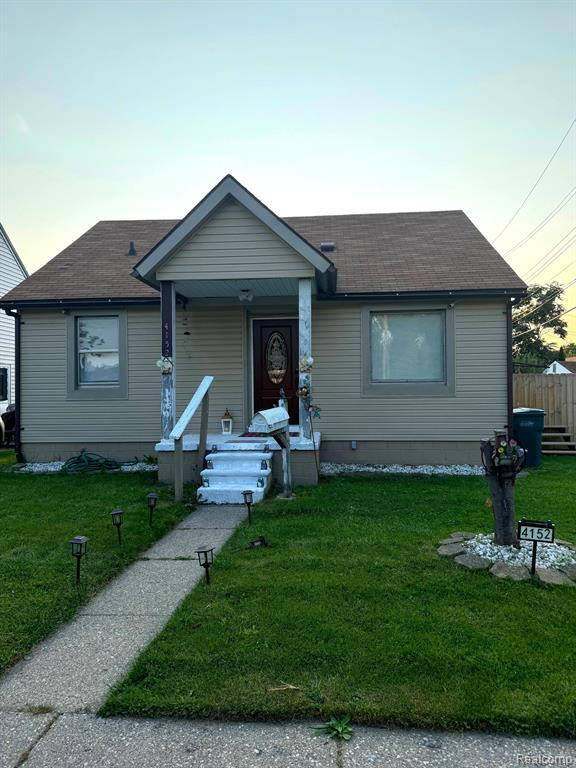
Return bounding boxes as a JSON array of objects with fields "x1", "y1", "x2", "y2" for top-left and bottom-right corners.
[
  {"x1": 0, "y1": 466, "x2": 190, "y2": 673},
  {"x1": 103, "y1": 458, "x2": 576, "y2": 737}
]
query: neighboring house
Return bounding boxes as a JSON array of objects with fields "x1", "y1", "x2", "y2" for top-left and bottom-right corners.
[
  {"x1": 544, "y1": 359, "x2": 576, "y2": 374},
  {"x1": 0, "y1": 223, "x2": 28, "y2": 412},
  {"x1": 0, "y1": 175, "x2": 526, "y2": 494}
]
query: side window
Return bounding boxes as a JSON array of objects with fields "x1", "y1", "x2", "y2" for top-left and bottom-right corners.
[{"x1": 67, "y1": 312, "x2": 127, "y2": 399}]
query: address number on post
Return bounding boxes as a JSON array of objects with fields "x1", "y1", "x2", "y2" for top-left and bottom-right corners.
[{"x1": 518, "y1": 520, "x2": 555, "y2": 543}]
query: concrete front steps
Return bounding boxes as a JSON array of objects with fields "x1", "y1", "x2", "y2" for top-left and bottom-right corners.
[
  {"x1": 542, "y1": 424, "x2": 576, "y2": 456},
  {"x1": 197, "y1": 448, "x2": 273, "y2": 504}
]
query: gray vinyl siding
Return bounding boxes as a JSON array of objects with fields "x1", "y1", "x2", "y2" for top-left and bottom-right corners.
[
  {"x1": 0, "y1": 230, "x2": 27, "y2": 407},
  {"x1": 19, "y1": 300, "x2": 507, "y2": 448},
  {"x1": 156, "y1": 200, "x2": 315, "y2": 281},
  {"x1": 312, "y1": 300, "x2": 508, "y2": 441},
  {"x1": 20, "y1": 305, "x2": 246, "y2": 443}
]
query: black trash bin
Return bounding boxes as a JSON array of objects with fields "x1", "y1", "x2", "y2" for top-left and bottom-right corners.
[{"x1": 513, "y1": 408, "x2": 546, "y2": 468}]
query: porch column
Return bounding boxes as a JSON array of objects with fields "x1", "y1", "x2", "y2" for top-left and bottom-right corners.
[
  {"x1": 298, "y1": 277, "x2": 312, "y2": 441},
  {"x1": 160, "y1": 281, "x2": 176, "y2": 440}
]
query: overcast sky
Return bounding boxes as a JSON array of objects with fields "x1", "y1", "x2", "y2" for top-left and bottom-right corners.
[{"x1": 1, "y1": 0, "x2": 574, "y2": 343}]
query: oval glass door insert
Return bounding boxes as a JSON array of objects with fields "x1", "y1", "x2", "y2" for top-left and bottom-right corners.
[{"x1": 266, "y1": 332, "x2": 288, "y2": 384}]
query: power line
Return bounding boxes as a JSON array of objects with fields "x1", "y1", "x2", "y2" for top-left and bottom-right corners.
[
  {"x1": 513, "y1": 304, "x2": 576, "y2": 340},
  {"x1": 513, "y1": 278, "x2": 576, "y2": 323},
  {"x1": 524, "y1": 237, "x2": 576, "y2": 282},
  {"x1": 503, "y1": 186, "x2": 576, "y2": 255},
  {"x1": 492, "y1": 117, "x2": 576, "y2": 244},
  {"x1": 522, "y1": 227, "x2": 576, "y2": 280},
  {"x1": 547, "y1": 257, "x2": 576, "y2": 283}
]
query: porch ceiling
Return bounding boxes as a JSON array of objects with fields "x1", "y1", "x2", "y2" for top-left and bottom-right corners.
[{"x1": 175, "y1": 277, "x2": 313, "y2": 299}]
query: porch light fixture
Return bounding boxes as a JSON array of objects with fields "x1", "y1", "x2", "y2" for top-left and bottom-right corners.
[
  {"x1": 195, "y1": 544, "x2": 215, "y2": 585},
  {"x1": 238, "y1": 289, "x2": 253, "y2": 303},
  {"x1": 221, "y1": 408, "x2": 233, "y2": 435},
  {"x1": 242, "y1": 489, "x2": 254, "y2": 525},
  {"x1": 70, "y1": 535, "x2": 88, "y2": 585},
  {"x1": 147, "y1": 492, "x2": 158, "y2": 527},
  {"x1": 110, "y1": 508, "x2": 124, "y2": 545}
]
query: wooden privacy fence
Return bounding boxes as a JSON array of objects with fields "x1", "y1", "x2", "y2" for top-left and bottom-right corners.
[{"x1": 513, "y1": 374, "x2": 576, "y2": 435}]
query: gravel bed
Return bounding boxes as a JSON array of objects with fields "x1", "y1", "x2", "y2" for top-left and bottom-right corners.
[
  {"x1": 465, "y1": 534, "x2": 576, "y2": 569},
  {"x1": 320, "y1": 462, "x2": 484, "y2": 477},
  {"x1": 18, "y1": 461, "x2": 157, "y2": 474}
]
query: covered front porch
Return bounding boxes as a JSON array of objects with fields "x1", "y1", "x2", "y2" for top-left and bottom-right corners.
[{"x1": 130, "y1": 176, "x2": 334, "y2": 498}]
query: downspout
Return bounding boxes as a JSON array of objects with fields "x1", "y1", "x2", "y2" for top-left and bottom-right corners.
[
  {"x1": 4, "y1": 308, "x2": 24, "y2": 462},
  {"x1": 506, "y1": 300, "x2": 514, "y2": 440}
]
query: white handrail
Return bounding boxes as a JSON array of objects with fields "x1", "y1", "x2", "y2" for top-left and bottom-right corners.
[{"x1": 169, "y1": 375, "x2": 214, "y2": 440}]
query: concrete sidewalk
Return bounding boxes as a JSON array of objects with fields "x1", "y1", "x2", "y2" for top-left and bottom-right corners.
[
  {"x1": 0, "y1": 505, "x2": 247, "y2": 713},
  {"x1": 2, "y1": 713, "x2": 574, "y2": 768}
]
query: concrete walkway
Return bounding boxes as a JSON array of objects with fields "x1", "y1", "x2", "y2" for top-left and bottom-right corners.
[
  {"x1": 0, "y1": 505, "x2": 247, "y2": 713},
  {"x1": 1, "y1": 504, "x2": 574, "y2": 767}
]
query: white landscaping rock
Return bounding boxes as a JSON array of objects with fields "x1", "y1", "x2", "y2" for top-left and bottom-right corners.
[
  {"x1": 18, "y1": 461, "x2": 157, "y2": 474},
  {"x1": 320, "y1": 462, "x2": 484, "y2": 477},
  {"x1": 465, "y1": 533, "x2": 576, "y2": 570}
]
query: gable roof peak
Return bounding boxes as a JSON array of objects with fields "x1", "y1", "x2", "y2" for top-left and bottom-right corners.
[{"x1": 133, "y1": 175, "x2": 334, "y2": 281}]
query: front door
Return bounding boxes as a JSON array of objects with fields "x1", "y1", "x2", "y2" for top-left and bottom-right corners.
[{"x1": 253, "y1": 319, "x2": 298, "y2": 423}]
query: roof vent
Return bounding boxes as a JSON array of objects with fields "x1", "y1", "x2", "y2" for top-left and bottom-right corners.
[
  {"x1": 320, "y1": 242, "x2": 335, "y2": 252},
  {"x1": 128, "y1": 241, "x2": 137, "y2": 257}
]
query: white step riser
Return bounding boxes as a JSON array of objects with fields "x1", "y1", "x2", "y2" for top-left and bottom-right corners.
[
  {"x1": 206, "y1": 460, "x2": 272, "y2": 473},
  {"x1": 197, "y1": 487, "x2": 267, "y2": 505},
  {"x1": 206, "y1": 453, "x2": 272, "y2": 471}
]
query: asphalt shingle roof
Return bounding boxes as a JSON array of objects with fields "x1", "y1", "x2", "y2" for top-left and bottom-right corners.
[{"x1": 1, "y1": 210, "x2": 525, "y2": 302}]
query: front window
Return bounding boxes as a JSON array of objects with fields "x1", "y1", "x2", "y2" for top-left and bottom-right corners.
[
  {"x1": 76, "y1": 316, "x2": 120, "y2": 386},
  {"x1": 370, "y1": 310, "x2": 446, "y2": 383}
]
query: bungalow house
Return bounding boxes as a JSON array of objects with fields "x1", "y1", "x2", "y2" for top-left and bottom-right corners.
[
  {"x1": 0, "y1": 176, "x2": 526, "y2": 500},
  {"x1": 0, "y1": 223, "x2": 28, "y2": 415}
]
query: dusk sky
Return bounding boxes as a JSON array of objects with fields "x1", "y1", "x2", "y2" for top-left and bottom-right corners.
[{"x1": 1, "y1": 0, "x2": 574, "y2": 343}]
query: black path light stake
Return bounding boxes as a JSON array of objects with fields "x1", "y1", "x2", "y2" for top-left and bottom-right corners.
[
  {"x1": 518, "y1": 518, "x2": 556, "y2": 576},
  {"x1": 111, "y1": 508, "x2": 124, "y2": 546},
  {"x1": 147, "y1": 492, "x2": 158, "y2": 527},
  {"x1": 195, "y1": 545, "x2": 215, "y2": 585},
  {"x1": 70, "y1": 536, "x2": 88, "y2": 585},
  {"x1": 242, "y1": 489, "x2": 254, "y2": 525}
]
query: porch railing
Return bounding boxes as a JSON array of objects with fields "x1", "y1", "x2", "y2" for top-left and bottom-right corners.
[{"x1": 169, "y1": 375, "x2": 214, "y2": 501}]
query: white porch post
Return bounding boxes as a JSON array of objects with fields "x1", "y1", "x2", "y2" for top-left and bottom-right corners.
[
  {"x1": 160, "y1": 281, "x2": 176, "y2": 440},
  {"x1": 298, "y1": 277, "x2": 312, "y2": 441}
]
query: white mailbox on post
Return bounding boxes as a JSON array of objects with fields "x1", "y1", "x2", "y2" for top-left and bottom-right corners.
[{"x1": 248, "y1": 407, "x2": 289, "y2": 435}]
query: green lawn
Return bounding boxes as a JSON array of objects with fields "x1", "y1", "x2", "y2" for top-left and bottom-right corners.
[
  {"x1": 102, "y1": 458, "x2": 576, "y2": 737},
  {"x1": 0, "y1": 462, "x2": 191, "y2": 673}
]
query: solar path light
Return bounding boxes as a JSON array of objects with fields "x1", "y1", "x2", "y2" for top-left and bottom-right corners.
[
  {"x1": 147, "y1": 492, "x2": 158, "y2": 527},
  {"x1": 110, "y1": 508, "x2": 124, "y2": 545},
  {"x1": 70, "y1": 535, "x2": 88, "y2": 585},
  {"x1": 195, "y1": 545, "x2": 215, "y2": 585},
  {"x1": 242, "y1": 489, "x2": 254, "y2": 525}
]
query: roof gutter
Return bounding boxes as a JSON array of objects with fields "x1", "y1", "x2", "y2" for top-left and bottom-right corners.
[
  {"x1": 316, "y1": 288, "x2": 528, "y2": 301},
  {"x1": 3, "y1": 308, "x2": 23, "y2": 462},
  {"x1": 0, "y1": 297, "x2": 161, "y2": 310}
]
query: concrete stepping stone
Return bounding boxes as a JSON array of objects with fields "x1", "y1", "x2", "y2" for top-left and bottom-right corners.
[
  {"x1": 490, "y1": 562, "x2": 531, "y2": 581},
  {"x1": 437, "y1": 542, "x2": 467, "y2": 557},
  {"x1": 536, "y1": 569, "x2": 576, "y2": 587},
  {"x1": 560, "y1": 564, "x2": 576, "y2": 582},
  {"x1": 454, "y1": 553, "x2": 491, "y2": 570}
]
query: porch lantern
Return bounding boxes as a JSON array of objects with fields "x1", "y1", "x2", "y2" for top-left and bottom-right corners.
[
  {"x1": 242, "y1": 489, "x2": 254, "y2": 525},
  {"x1": 195, "y1": 544, "x2": 215, "y2": 585},
  {"x1": 69, "y1": 535, "x2": 88, "y2": 585},
  {"x1": 110, "y1": 508, "x2": 124, "y2": 545},
  {"x1": 147, "y1": 492, "x2": 158, "y2": 527},
  {"x1": 221, "y1": 409, "x2": 233, "y2": 435}
]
